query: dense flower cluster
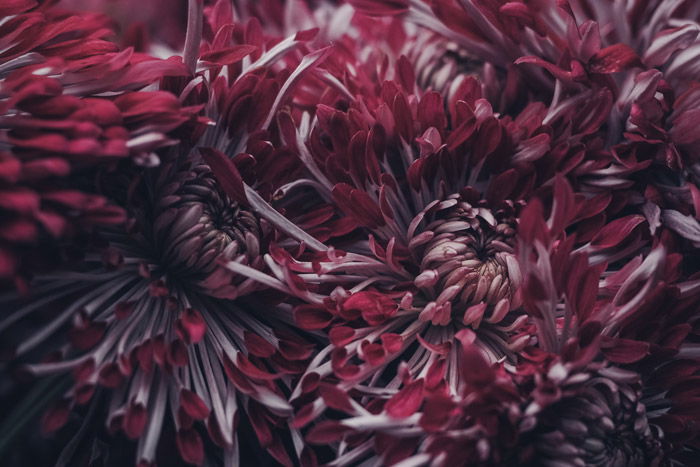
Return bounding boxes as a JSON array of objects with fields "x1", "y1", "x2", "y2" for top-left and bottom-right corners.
[{"x1": 1, "y1": 0, "x2": 700, "y2": 466}]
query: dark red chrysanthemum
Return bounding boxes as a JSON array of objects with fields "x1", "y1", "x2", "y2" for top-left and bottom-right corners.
[
  {"x1": 3, "y1": 0, "x2": 700, "y2": 466},
  {"x1": 511, "y1": 191, "x2": 677, "y2": 466},
  {"x1": 245, "y1": 20, "x2": 644, "y2": 395},
  {"x1": 1, "y1": 2, "x2": 331, "y2": 465}
]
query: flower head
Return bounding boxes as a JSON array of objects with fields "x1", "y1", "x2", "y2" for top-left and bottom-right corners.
[
  {"x1": 253, "y1": 13, "x2": 637, "y2": 400},
  {"x1": 1, "y1": 1, "x2": 330, "y2": 465},
  {"x1": 512, "y1": 185, "x2": 700, "y2": 465}
]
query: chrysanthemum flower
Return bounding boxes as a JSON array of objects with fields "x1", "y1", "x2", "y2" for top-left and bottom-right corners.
[
  {"x1": 1, "y1": 1, "x2": 331, "y2": 465},
  {"x1": 245, "y1": 29, "x2": 640, "y2": 396},
  {"x1": 510, "y1": 190, "x2": 689, "y2": 466}
]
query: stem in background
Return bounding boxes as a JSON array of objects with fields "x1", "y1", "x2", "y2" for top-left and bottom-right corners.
[
  {"x1": 0, "y1": 375, "x2": 71, "y2": 458},
  {"x1": 183, "y1": 0, "x2": 203, "y2": 74}
]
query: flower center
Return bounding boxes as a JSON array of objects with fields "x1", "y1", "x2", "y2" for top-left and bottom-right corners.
[
  {"x1": 414, "y1": 39, "x2": 485, "y2": 97},
  {"x1": 410, "y1": 195, "x2": 520, "y2": 326},
  {"x1": 533, "y1": 377, "x2": 663, "y2": 466},
  {"x1": 151, "y1": 160, "x2": 262, "y2": 294}
]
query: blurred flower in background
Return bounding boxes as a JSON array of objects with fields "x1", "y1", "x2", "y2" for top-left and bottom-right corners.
[{"x1": 60, "y1": 0, "x2": 188, "y2": 52}]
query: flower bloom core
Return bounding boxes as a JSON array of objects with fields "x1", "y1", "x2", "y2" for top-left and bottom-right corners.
[
  {"x1": 150, "y1": 160, "x2": 262, "y2": 295},
  {"x1": 412, "y1": 193, "x2": 520, "y2": 327}
]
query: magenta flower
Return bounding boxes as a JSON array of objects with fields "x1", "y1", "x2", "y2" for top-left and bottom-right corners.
[
  {"x1": 1, "y1": 1, "x2": 329, "y2": 465},
  {"x1": 512, "y1": 188, "x2": 696, "y2": 465},
  {"x1": 251, "y1": 23, "x2": 643, "y2": 401},
  {"x1": 2, "y1": 0, "x2": 700, "y2": 466}
]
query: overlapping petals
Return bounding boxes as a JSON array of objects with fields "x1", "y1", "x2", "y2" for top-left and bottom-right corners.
[
  {"x1": 0, "y1": 2, "x2": 199, "y2": 287},
  {"x1": 2, "y1": 1, "x2": 700, "y2": 466}
]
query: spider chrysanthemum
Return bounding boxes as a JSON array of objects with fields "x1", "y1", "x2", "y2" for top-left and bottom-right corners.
[{"x1": 0, "y1": 2, "x2": 331, "y2": 465}]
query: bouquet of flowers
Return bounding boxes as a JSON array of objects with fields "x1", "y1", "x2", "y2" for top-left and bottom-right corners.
[{"x1": 1, "y1": 1, "x2": 699, "y2": 465}]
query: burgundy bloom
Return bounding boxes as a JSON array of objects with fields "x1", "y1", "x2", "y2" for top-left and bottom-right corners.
[
  {"x1": 244, "y1": 18, "x2": 636, "y2": 398},
  {"x1": 512, "y1": 187, "x2": 700, "y2": 465},
  {"x1": 266, "y1": 73, "x2": 535, "y2": 386},
  {"x1": 1, "y1": 1, "x2": 329, "y2": 465}
]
